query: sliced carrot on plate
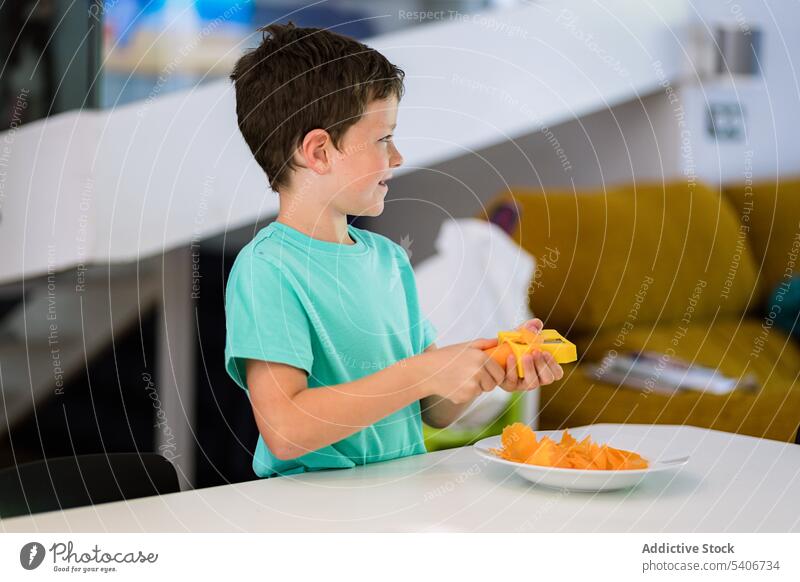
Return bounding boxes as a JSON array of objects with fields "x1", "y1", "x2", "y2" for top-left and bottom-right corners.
[{"x1": 490, "y1": 423, "x2": 649, "y2": 470}]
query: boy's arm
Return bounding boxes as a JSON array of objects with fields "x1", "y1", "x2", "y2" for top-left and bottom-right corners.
[
  {"x1": 247, "y1": 340, "x2": 505, "y2": 460},
  {"x1": 246, "y1": 357, "x2": 429, "y2": 461},
  {"x1": 419, "y1": 343, "x2": 476, "y2": 429}
]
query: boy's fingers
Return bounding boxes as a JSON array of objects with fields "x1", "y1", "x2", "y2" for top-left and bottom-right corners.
[
  {"x1": 503, "y1": 354, "x2": 519, "y2": 390},
  {"x1": 483, "y1": 358, "x2": 506, "y2": 387},
  {"x1": 522, "y1": 318, "x2": 544, "y2": 332},
  {"x1": 521, "y1": 354, "x2": 538, "y2": 389},
  {"x1": 553, "y1": 364, "x2": 564, "y2": 381},
  {"x1": 477, "y1": 369, "x2": 496, "y2": 392},
  {"x1": 548, "y1": 355, "x2": 564, "y2": 381},
  {"x1": 534, "y1": 352, "x2": 555, "y2": 386},
  {"x1": 540, "y1": 352, "x2": 561, "y2": 379},
  {"x1": 469, "y1": 338, "x2": 498, "y2": 351}
]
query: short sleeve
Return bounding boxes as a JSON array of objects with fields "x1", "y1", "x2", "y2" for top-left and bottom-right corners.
[
  {"x1": 393, "y1": 243, "x2": 438, "y2": 353},
  {"x1": 420, "y1": 317, "x2": 438, "y2": 351},
  {"x1": 224, "y1": 253, "x2": 314, "y2": 391}
]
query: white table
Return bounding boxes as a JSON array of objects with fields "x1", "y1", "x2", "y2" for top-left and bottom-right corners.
[{"x1": 3, "y1": 424, "x2": 799, "y2": 532}]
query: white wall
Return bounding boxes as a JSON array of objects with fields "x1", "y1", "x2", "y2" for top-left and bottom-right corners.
[{"x1": 681, "y1": 1, "x2": 800, "y2": 183}]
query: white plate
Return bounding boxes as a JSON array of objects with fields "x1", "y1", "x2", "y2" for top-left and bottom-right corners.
[{"x1": 473, "y1": 429, "x2": 690, "y2": 492}]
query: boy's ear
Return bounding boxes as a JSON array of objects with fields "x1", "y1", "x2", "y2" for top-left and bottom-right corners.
[{"x1": 297, "y1": 129, "x2": 332, "y2": 174}]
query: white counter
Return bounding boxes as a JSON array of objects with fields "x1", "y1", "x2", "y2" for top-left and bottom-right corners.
[{"x1": 3, "y1": 424, "x2": 798, "y2": 532}]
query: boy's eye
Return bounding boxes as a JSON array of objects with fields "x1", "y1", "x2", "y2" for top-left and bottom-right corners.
[{"x1": 379, "y1": 134, "x2": 393, "y2": 142}]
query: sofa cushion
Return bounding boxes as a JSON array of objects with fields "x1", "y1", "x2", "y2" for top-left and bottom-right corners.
[
  {"x1": 492, "y1": 182, "x2": 759, "y2": 333},
  {"x1": 723, "y1": 178, "x2": 800, "y2": 305},
  {"x1": 538, "y1": 319, "x2": 800, "y2": 442}
]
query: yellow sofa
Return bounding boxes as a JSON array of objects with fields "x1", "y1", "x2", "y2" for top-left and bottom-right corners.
[{"x1": 484, "y1": 180, "x2": 800, "y2": 443}]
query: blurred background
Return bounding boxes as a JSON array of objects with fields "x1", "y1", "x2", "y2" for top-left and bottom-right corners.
[
  {"x1": 2, "y1": 0, "x2": 504, "y2": 125},
  {"x1": 1, "y1": 0, "x2": 798, "y2": 500}
]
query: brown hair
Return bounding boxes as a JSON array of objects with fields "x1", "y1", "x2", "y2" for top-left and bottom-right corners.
[{"x1": 230, "y1": 23, "x2": 405, "y2": 192}]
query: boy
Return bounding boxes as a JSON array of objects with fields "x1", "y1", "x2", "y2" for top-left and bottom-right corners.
[{"x1": 225, "y1": 23, "x2": 563, "y2": 477}]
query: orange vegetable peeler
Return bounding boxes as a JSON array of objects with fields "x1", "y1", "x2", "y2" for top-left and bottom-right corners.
[{"x1": 484, "y1": 326, "x2": 577, "y2": 377}]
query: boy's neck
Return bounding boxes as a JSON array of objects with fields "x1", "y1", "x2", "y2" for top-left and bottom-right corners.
[{"x1": 275, "y1": 197, "x2": 355, "y2": 246}]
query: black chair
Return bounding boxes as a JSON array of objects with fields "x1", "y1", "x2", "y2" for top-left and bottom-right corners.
[{"x1": 0, "y1": 452, "x2": 180, "y2": 519}]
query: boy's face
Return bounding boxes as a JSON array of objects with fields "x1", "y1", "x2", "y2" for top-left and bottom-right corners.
[{"x1": 328, "y1": 96, "x2": 403, "y2": 217}]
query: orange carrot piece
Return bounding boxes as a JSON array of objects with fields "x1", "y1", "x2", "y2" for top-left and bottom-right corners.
[
  {"x1": 491, "y1": 424, "x2": 649, "y2": 470},
  {"x1": 486, "y1": 342, "x2": 514, "y2": 369}
]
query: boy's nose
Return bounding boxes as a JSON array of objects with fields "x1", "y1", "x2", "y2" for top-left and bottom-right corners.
[{"x1": 389, "y1": 144, "x2": 404, "y2": 168}]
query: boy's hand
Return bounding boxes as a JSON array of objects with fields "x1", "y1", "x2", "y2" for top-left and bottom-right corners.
[
  {"x1": 498, "y1": 318, "x2": 564, "y2": 392},
  {"x1": 414, "y1": 340, "x2": 506, "y2": 405}
]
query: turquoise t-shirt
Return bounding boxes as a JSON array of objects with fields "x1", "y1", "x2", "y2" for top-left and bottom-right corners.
[{"x1": 224, "y1": 221, "x2": 437, "y2": 477}]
